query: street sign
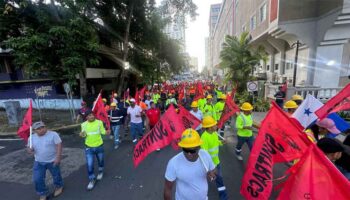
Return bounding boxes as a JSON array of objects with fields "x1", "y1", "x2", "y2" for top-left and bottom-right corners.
[{"x1": 247, "y1": 81, "x2": 258, "y2": 92}]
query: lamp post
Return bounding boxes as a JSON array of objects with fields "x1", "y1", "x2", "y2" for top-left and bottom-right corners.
[{"x1": 292, "y1": 40, "x2": 302, "y2": 87}]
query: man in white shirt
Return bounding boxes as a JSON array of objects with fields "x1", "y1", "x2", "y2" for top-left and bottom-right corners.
[
  {"x1": 190, "y1": 101, "x2": 203, "y2": 132},
  {"x1": 164, "y1": 129, "x2": 216, "y2": 200},
  {"x1": 127, "y1": 98, "x2": 144, "y2": 143}
]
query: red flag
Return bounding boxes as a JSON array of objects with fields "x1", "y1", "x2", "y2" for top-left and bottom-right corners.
[
  {"x1": 123, "y1": 88, "x2": 130, "y2": 100},
  {"x1": 217, "y1": 95, "x2": 240, "y2": 129},
  {"x1": 134, "y1": 88, "x2": 139, "y2": 105},
  {"x1": 331, "y1": 97, "x2": 350, "y2": 113},
  {"x1": 17, "y1": 100, "x2": 32, "y2": 142},
  {"x1": 178, "y1": 86, "x2": 185, "y2": 104},
  {"x1": 315, "y1": 83, "x2": 350, "y2": 120},
  {"x1": 277, "y1": 144, "x2": 350, "y2": 200},
  {"x1": 133, "y1": 105, "x2": 201, "y2": 167},
  {"x1": 240, "y1": 102, "x2": 311, "y2": 200},
  {"x1": 139, "y1": 86, "x2": 147, "y2": 102},
  {"x1": 92, "y1": 93, "x2": 110, "y2": 130},
  {"x1": 193, "y1": 82, "x2": 205, "y2": 101}
]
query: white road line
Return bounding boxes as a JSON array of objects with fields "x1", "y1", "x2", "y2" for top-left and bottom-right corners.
[{"x1": 0, "y1": 138, "x2": 22, "y2": 141}]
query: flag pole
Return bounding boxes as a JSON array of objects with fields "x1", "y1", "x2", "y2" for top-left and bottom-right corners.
[
  {"x1": 92, "y1": 92, "x2": 101, "y2": 111},
  {"x1": 215, "y1": 132, "x2": 226, "y2": 141},
  {"x1": 29, "y1": 126, "x2": 33, "y2": 149},
  {"x1": 198, "y1": 154, "x2": 208, "y2": 172}
]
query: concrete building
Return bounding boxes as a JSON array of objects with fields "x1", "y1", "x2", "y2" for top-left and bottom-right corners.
[
  {"x1": 204, "y1": 37, "x2": 210, "y2": 72},
  {"x1": 211, "y1": 0, "x2": 235, "y2": 78},
  {"x1": 208, "y1": 3, "x2": 222, "y2": 76},
  {"x1": 233, "y1": 0, "x2": 350, "y2": 89},
  {"x1": 189, "y1": 56, "x2": 199, "y2": 72}
]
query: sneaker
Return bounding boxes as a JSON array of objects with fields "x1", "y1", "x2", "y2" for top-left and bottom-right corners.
[
  {"x1": 114, "y1": 145, "x2": 119, "y2": 149},
  {"x1": 39, "y1": 196, "x2": 47, "y2": 200},
  {"x1": 236, "y1": 155, "x2": 243, "y2": 161},
  {"x1": 156, "y1": 149, "x2": 160, "y2": 152},
  {"x1": 96, "y1": 172, "x2": 103, "y2": 181},
  {"x1": 225, "y1": 125, "x2": 231, "y2": 129},
  {"x1": 109, "y1": 135, "x2": 114, "y2": 140},
  {"x1": 87, "y1": 180, "x2": 96, "y2": 190},
  {"x1": 53, "y1": 187, "x2": 63, "y2": 197}
]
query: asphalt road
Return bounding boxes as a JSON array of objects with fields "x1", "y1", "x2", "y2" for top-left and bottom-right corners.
[{"x1": 0, "y1": 129, "x2": 287, "y2": 200}]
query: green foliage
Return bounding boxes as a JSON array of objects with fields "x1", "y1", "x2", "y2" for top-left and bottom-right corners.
[
  {"x1": 235, "y1": 91, "x2": 251, "y2": 105},
  {"x1": 220, "y1": 32, "x2": 268, "y2": 93},
  {"x1": 254, "y1": 97, "x2": 270, "y2": 112},
  {"x1": 338, "y1": 111, "x2": 350, "y2": 120}
]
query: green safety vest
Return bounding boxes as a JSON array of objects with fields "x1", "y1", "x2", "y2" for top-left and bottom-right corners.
[
  {"x1": 236, "y1": 113, "x2": 253, "y2": 137},
  {"x1": 81, "y1": 120, "x2": 106, "y2": 147},
  {"x1": 198, "y1": 98, "x2": 206, "y2": 111},
  {"x1": 202, "y1": 104, "x2": 217, "y2": 119},
  {"x1": 201, "y1": 131, "x2": 222, "y2": 166},
  {"x1": 214, "y1": 101, "x2": 225, "y2": 121},
  {"x1": 152, "y1": 94, "x2": 160, "y2": 104}
]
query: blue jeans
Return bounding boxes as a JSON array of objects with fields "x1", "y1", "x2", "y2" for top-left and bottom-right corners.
[
  {"x1": 215, "y1": 164, "x2": 228, "y2": 200},
  {"x1": 85, "y1": 145, "x2": 104, "y2": 180},
  {"x1": 130, "y1": 122, "x2": 143, "y2": 143},
  {"x1": 33, "y1": 161, "x2": 63, "y2": 196},
  {"x1": 235, "y1": 136, "x2": 254, "y2": 155},
  {"x1": 112, "y1": 125, "x2": 121, "y2": 145}
]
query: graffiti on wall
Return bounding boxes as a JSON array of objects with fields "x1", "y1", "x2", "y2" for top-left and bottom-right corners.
[{"x1": 34, "y1": 86, "x2": 53, "y2": 97}]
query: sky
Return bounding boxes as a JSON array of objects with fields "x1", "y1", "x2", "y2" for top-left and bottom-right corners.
[
  {"x1": 156, "y1": 0, "x2": 222, "y2": 72},
  {"x1": 185, "y1": 0, "x2": 222, "y2": 72}
]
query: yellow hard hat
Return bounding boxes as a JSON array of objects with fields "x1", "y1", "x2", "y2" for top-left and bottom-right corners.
[
  {"x1": 292, "y1": 95, "x2": 303, "y2": 101},
  {"x1": 191, "y1": 101, "x2": 198, "y2": 108},
  {"x1": 178, "y1": 129, "x2": 202, "y2": 148},
  {"x1": 110, "y1": 102, "x2": 117, "y2": 107},
  {"x1": 240, "y1": 102, "x2": 253, "y2": 111},
  {"x1": 284, "y1": 100, "x2": 298, "y2": 109},
  {"x1": 102, "y1": 98, "x2": 107, "y2": 102},
  {"x1": 220, "y1": 94, "x2": 227, "y2": 100},
  {"x1": 206, "y1": 94, "x2": 213, "y2": 99},
  {"x1": 202, "y1": 116, "x2": 217, "y2": 128}
]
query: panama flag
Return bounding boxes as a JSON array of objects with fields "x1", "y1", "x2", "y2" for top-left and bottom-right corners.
[{"x1": 292, "y1": 94, "x2": 323, "y2": 129}]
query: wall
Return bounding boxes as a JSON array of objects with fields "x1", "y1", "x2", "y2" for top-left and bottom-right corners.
[{"x1": 0, "y1": 98, "x2": 82, "y2": 110}]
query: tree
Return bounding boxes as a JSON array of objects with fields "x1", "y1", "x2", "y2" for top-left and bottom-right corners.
[
  {"x1": 220, "y1": 32, "x2": 267, "y2": 93},
  {"x1": 3, "y1": 1, "x2": 99, "y2": 97}
]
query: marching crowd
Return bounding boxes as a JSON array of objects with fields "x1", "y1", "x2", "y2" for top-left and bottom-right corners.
[{"x1": 25, "y1": 82, "x2": 350, "y2": 200}]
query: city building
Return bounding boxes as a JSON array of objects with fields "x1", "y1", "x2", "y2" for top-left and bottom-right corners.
[
  {"x1": 208, "y1": 3, "x2": 222, "y2": 77},
  {"x1": 209, "y1": 0, "x2": 350, "y2": 100},
  {"x1": 189, "y1": 56, "x2": 199, "y2": 72},
  {"x1": 211, "y1": 0, "x2": 235, "y2": 79}
]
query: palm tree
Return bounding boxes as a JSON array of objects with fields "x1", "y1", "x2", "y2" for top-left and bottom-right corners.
[{"x1": 220, "y1": 32, "x2": 267, "y2": 93}]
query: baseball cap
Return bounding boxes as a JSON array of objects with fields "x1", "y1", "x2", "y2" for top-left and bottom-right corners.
[
  {"x1": 130, "y1": 98, "x2": 136, "y2": 103},
  {"x1": 32, "y1": 121, "x2": 45, "y2": 130}
]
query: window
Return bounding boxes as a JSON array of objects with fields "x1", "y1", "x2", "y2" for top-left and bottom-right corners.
[
  {"x1": 275, "y1": 64, "x2": 279, "y2": 70},
  {"x1": 250, "y1": 15, "x2": 257, "y2": 30},
  {"x1": 267, "y1": 65, "x2": 270, "y2": 71},
  {"x1": 260, "y1": 4, "x2": 267, "y2": 22}
]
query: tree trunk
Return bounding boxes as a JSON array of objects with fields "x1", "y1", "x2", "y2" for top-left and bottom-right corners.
[
  {"x1": 79, "y1": 69, "x2": 88, "y2": 98},
  {"x1": 117, "y1": 0, "x2": 135, "y2": 95}
]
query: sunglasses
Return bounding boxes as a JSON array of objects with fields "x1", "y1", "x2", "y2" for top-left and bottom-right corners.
[{"x1": 182, "y1": 148, "x2": 198, "y2": 154}]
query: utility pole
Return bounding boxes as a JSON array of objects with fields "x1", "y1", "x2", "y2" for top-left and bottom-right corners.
[{"x1": 292, "y1": 40, "x2": 301, "y2": 87}]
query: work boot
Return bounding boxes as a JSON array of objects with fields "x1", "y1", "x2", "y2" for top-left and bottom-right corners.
[
  {"x1": 39, "y1": 196, "x2": 46, "y2": 200},
  {"x1": 53, "y1": 187, "x2": 63, "y2": 197},
  {"x1": 87, "y1": 180, "x2": 96, "y2": 190},
  {"x1": 96, "y1": 172, "x2": 104, "y2": 181}
]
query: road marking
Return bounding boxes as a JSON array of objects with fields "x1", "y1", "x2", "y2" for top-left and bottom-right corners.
[
  {"x1": 0, "y1": 146, "x2": 5, "y2": 149},
  {"x1": 0, "y1": 138, "x2": 22, "y2": 141}
]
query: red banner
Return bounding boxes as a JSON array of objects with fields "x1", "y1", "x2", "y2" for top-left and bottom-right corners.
[
  {"x1": 217, "y1": 95, "x2": 240, "y2": 129},
  {"x1": 193, "y1": 82, "x2": 205, "y2": 101},
  {"x1": 240, "y1": 102, "x2": 311, "y2": 200},
  {"x1": 93, "y1": 93, "x2": 111, "y2": 130},
  {"x1": 315, "y1": 83, "x2": 350, "y2": 119},
  {"x1": 17, "y1": 100, "x2": 33, "y2": 142},
  {"x1": 133, "y1": 105, "x2": 201, "y2": 167},
  {"x1": 277, "y1": 144, "x2": 350, "y2": 199},
  {"x1": 139, "y1": 86, "x2": 147, "y2": 102}
]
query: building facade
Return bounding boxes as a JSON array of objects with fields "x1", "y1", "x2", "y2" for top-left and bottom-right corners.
[
  {"x1": 208, "y1": 3, "x2": 222, "y2": 77},
  {"x1": 209, "y1": 0, "x2": 350, "y2": 96}
]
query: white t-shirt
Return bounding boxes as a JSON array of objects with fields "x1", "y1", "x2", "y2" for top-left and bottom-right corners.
[
  {"x1": 127, "y1": 105, "x2": 143, "y2": 123},
  {"x1": 30, "y1": 131, "x2": 62, "y2": 162},
  {"x1": 165, "y1": 149, "x2": 215, "y2": 200},
  {"x1": 190, "y1": 110, "x2": 203, "y2": 130}
]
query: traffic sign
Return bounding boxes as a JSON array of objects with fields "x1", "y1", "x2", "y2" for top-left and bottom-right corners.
[{"x1": 247, "y1": 81, "x2": 258, "y2": 92}]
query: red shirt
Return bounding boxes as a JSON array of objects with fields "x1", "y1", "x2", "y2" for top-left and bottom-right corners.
[{"x1": 146, "y1": 108, "x2": 161, "y2": 126}]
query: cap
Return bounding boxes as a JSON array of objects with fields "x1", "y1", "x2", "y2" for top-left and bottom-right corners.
[
  {"x1": 32, "y1": 121, "x2": 45, "y2": 130},
  {"x1": 130, "y1": 98, "x2": 136, "y2": 103},
  {"x1": 316, "y1": 118, "x2": 341, "y2": 134},
  {"x1": 81, "y1": 101, "x2": 87, "y2": 106},
  {"x1": 317, "y1": 138, "x2": 344, "y2": 153}
]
